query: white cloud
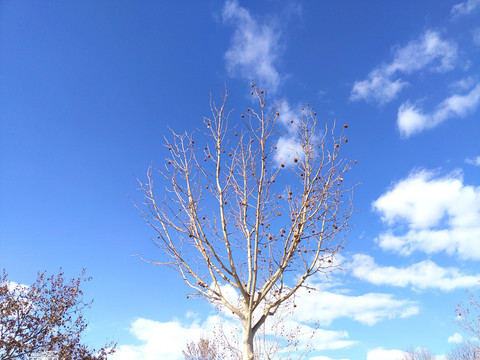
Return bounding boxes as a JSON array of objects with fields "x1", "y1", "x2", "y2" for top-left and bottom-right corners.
[
  {"x1": 466, "y1": 155, "x2": 480, "y2": 166},
  {"x1": 396, "y1": 102, "x2": 429, "y2": 137},
  {"x1": 275, "y1": 135, "x2": 304, "y2": 166},
  {"x1": 373, "y1": 169, "x2": 480, "y2": 260},
  {"x1": 351, "y1": 254, "x2": 480, "y2": 291},
  {"x1": 367, "y1": 348, "x2": 405, "y2": 360},
  {"x1": 111, "y1": 317, "x2": 214, "y2": 360},
  {"x1": 448, "y1": 332, "x2": 463, "y2": 343},
  {"x1": 397, "y1": 82, "x2": 480, "y2": 137},
  {"x1": 293, "y1": 286, "x2": 418, "y2": 326},
  {"x1": 351, "y1": 31, "x2": 457, "y2": 104},
  {"x1": 451, "y1": 0, "x2": 480, "y2": 16},
  {"x1": 310, "y1": 357, "x2": 350, "y2": 360},
  {"x1": 274, "y1": 101, "x2": 304, "y2": 165},
  {"x1": 111, "y1": 315, "x2": 238, "y2": 360},
  {"x1": 222, "y1": 0, "x2": 282, "y2": 92}
]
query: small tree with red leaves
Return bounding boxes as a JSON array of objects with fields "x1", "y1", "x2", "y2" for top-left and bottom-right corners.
[
  {"x1": 455, "y1": 290, "x2": 480, "y2": 359},
  {"x1": 0, "y1": 269, "x2": 115, "y2": 360}
]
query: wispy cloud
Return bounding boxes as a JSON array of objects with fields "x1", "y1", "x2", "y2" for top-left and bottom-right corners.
[
  {"x1": 397, "y1": 83, "x2": 480, "y2": 137},
  {"x1": 451, "y1": 0, "x2": 480, "y2": 17},
  {"x1": 293, "y1": 286, "x2": 418, "y2": 326},
  {"x1": 351, "y1": 254, "x2": 480, "y2": 291},
  {"x1": 473, "y1": 27, "x2": 480, "y2": 45},
  {"x1": 222, "y1": 0, "x2": 283, "y2": 93},
  {"x1": 373, "y1": 169, "x2": 480, "y2": 260},
  {"x1": 466, "y1": 155, "x2": 480, "y2": 166},
  {"x1": 351, "y1": 31, "x2": 457, "y2": 104}
]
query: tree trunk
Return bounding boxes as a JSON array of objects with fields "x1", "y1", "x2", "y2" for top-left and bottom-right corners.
[
  {"x1": 241, "y1": 314, "x2": 255, "y2": 360},
  {"x1": 241, "y1": 324, "x2": 254, "y2": 360}
]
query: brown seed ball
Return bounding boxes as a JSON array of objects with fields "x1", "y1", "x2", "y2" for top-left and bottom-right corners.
[
  {"x1": 343, "y1": 124, "x2": 348, "y2": 128},
  {"x1": 241, "y1": 114, "x2": 244, "y2": 118},
  {"x1": 344, "y1": 139, "x2": 348, "y2": 143},
  {"x1": 281, "y1": 164, "x2": 285, "y2": 168},
  {"x1": 294, "y1": 158, "x2": 298, "y2": 163}
]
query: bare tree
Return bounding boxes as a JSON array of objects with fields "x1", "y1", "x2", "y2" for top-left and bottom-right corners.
[
  {"x1": 183, "y1": 336, "x2": 220, "y2": 360},
  {"x1": 456, "y1": 290, "x2": 480, "y2": 342},
  {"x1": 138, "y1": 83, "x2": 354, "y2": 360},
  {"x1": 448, "y1": 342, "x2": 480, "y2": 360},
  {"x1": 453, "y1": 289, "x2": 480, "y2": 360},
  {"x1": 0, "y1": 269, "x2": 116, "y2": 360},
  {"x1": 402, "y1": 347, "x2": 435, "y2": 360}
]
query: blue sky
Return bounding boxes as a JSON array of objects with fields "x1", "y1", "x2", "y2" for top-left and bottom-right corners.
[{"x1": 1, "y1": 1, "x2": 480, "y2": 359}]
